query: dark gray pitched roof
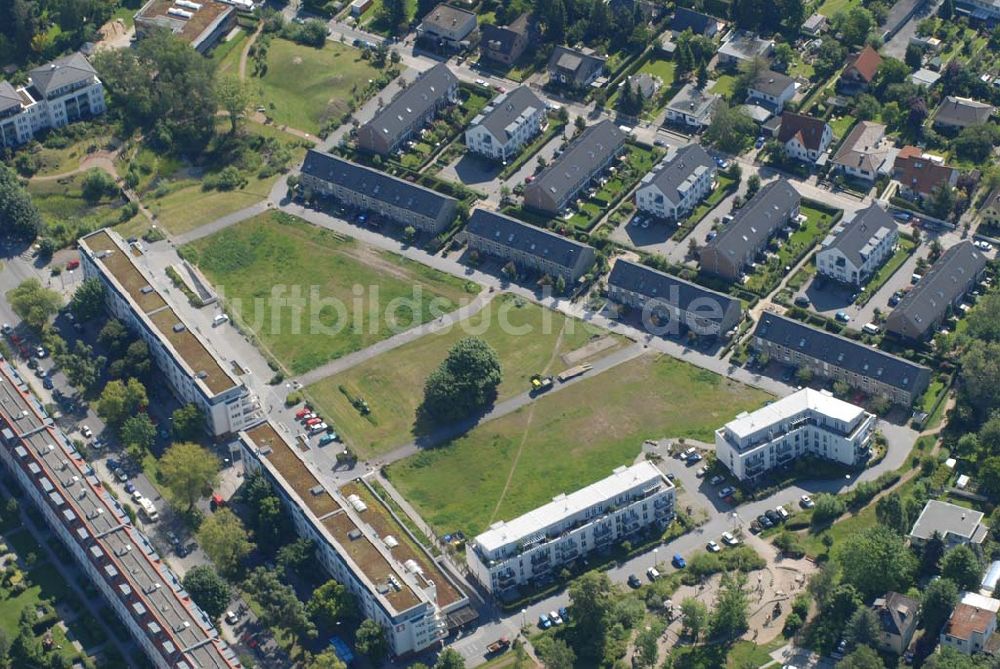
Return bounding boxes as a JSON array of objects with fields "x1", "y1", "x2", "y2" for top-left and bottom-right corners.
[
  {"x1": 547, "y1": 46, "x2": 605, "y2": 78},
  {"x1": 0, "y1": 81, "x2": 21, "y2": 113},
  {"x1": 643, "y1": 144, "x2": 715, "y2": 204},
  {"x1": 28, "y1": 52, "x2": 96, "y2": 98},
  {"x1": 301, "y1": 150, "x2": 456, "y2": 219},
  {"x1": 609, "y1": 259, "x2": 740, "y2": 316},
  {"x1": 419, "y1": 3, "x2": 476, "y2": 32},
  {"x1": 671, "y1": 7, "x2": 723, "y2": 34},
  {"x1": 526, "y1": 120, "x2": 625, "y2": 206},
  {"x1": 874, "y1": 592, "x2": 919, "y2": 637},
  {"x1": 750, "y1": 70, "x2": 795, "y2": 98},
  {"x1": 704, "y1": 180, "x2": 800, "y2": 261},
  {"x1": 934, "y1": 96, "x2": 994, "y2": 127},
  {"x1": 890, "y1": 241, "x2": 987, "y2": 334},
  {"x1": 481, "y1": 14, "x2": 529, "y2": 55},
  {"x1": 823, "y1": 204, "x2": 896, "y2": 268},
  {"x1": 754, "y1": 312, "x2": 931, "y2": 394},
  {"x1": 472, "y1": 86, "x2": 544, "y2": 142},
  {"x1": 362, "y1": 64, "x2": 457, "y2": 144},
  {"x1": 466, "y1": 209, "x2": 594, "y2": 270}
]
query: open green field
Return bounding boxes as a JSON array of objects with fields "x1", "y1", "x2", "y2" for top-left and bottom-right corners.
[
  {"x1": 710, "y1": 74, "x2": 738, "y2": 98},
  {"x1": 28, "y1": 173, "x2": 134, "y2": 247},
  {"x1": 307, "y1": 295, "x2": 621, "y2": 456},
  {"x1": 30, "y1": 131, "x2": 115, "y2": 177},
  {"x1": 209, "y1": 27, "x2": 248, "y2": 78},
  {"x1": 668, "y1": 639, "x2": 786, "y2": 668},
  {"x1": 128, "y1": 120, "x2": 308, "y2": 235},
  {"x1": 386, "y1": 354, "x2": 773, "y2": 538},
  {"x1": 257, "y1": 38, "x2": 383, "y2": 134},
  {"x1": 607, "y1": 57, "x2": 677, "y2": 109},
  {"x1": 829, "y1": 114, "x2": 856, "y2": 139},
  {"x1": 816, "y1": 0, "x2": 861, "y2": 16},
  {"x1": 182, "y1": 211, "x2": 476, "y2": 374}
]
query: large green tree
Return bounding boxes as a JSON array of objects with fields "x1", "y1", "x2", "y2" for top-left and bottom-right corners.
[
  {"x1": 844, "y1": 606, "x2": 881, "y2": 651},
  {"x1": 244, "y1": 567, "x2": 317, "y2": 640},
  {"x1": 172, "y1": 403, "x2": 206, "y2": 441},
  {"x1": 0, "y1": 165, "x2": 41, "y2": 239},
  {"x1": 95, "y1": 378, "x2": 148, "y2": 426},
  {"x1": 182, "y1": 564, "x2": 231, "y2": 620},
  {"x1": 8, "y1": 279, "x2": 61, "y2": 331},
  {"x1": 69, "y1": 277, "x2": 105, "y2": 322},
  {"x1": 837, "y1": 526, "x2": 916, "y2": 600},
  {"x1": 534, "y1": 637, "x2": 575, "y2": 669},
  {"x1": 704, "y1": 102, "x2": 756, "y2": 153},
  {"x1": 355, "y1": 619, "x2": 388, "y2": 663},
  {"x1": 307, "y1": 580, "x2": 356, "y2": 630},
  {"x1": 921, "y1": 577, "x2": 959, "y2": 635},
  {"x1": 711, "y1": 572, "x2": 749, "y2": 639},
  {"x1": 198, "y1": 508, "x2": 253, "y2": 576},
  {"x1": 836, "y1": 646, "x2": 885, "y2": 669},
  {"x1": 960, "y1": 340, "x2": 1000, "y2": 414},
  {"x1": 681, "y1": 597, "x2": 708, "y2": 640},
  {"x1": 941, "y1": 545, "x2": 982, "y2": 591},
  {"x1": 160, "y1": 442, "x2": 220, "y2": 511},
  {"x1": 421, "y1": 337, "x2": 502, "y2": 422},
  {"x1": 568, "y1": 571, "x2": 614, "y2": 656},
  {"x1": 94, "y1": 31, "x2": 218, "y2": 153}
]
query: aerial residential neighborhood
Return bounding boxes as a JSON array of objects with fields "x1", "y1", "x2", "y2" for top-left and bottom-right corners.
[{"x1": 3, "y1": 1, "x2": 1000, "y2": 669}]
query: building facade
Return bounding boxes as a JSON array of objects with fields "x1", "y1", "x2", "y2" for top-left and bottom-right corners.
[
  {"x1": 778, "y1": 112, "x2": 833, "y2": 164},
  {"x1": 816, "y1": 204, "x2": 899, "y2": 286},
  {"x1": 0, "y1": 360, "x2": 242, "y2": 669},
  {"x1": 0, "y1": 53, "x2": 106, "y2": 149},
  {"x1": 607, "y1": 259, "x2": 743, "y2": 336},
  {"x1": 941, "y1": 593, "x2": 999, "y2": 655},
  {"x1": 664, "y1": 83, "x2": 720, "y2": 129},
  {"x1": 416, "y1": 3, "x2": 478, "y2": 49},
  {"x1": 464, "y1": 86, "x2": 545, "y2": 163},
  {"x1": 466, "y1": 462, "x2": 675, "y2": 594},
  {"x1": 634, "y1": 144, "x2": 717, "y2": 221},
  {"x1": 873, "y1": 592, "x2": 919, "y2": 656},
  {"x1": 700, "y1": 179, "x2": 801, "y2": 281},
  {"x1": 831, "y1": 121, "x2": 894, "y2": 183},
  {"x1": 752, "y1": 313, "x2": 930, "y2": 407},
  {"x1": 239, "y1": 423, "x2": 471, "y2": 657},
  {"x1": 79, "y1": 230, "x2": 261, "y2": 437},
  {"x1": 480, "y1": 14, "x2": 530, "y2": 65},
  {"x1": 357, "y1": 64, "x2": 459, "y2": 156},
  {"x1": 299, "y1": 150, "x2": 457, "y2": 234},
  {"x1": 523, "y1": 120, "x2": 626, "y2": 214},
  {"x1": 464, "y1": 208, "x2": 596, "y2": 282},
  {"x1": 546, "y1": 46, "x2": 605, "y2": 89},
  {"x1": 715, "y1": 388, "x2": 876, "y2": 481}
]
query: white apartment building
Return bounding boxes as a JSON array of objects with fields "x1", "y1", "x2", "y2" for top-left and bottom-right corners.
[
  {"x1": 466, "y1": 462, "x2": 675, "y2": 594},
  {"x1": 715, "y1": 389, "x2": 876, "y2": 481},
  {"x1": 79, "y1": 230, "x2": 261, "y2": 437},
  {"x1": 0, "y1": 360, "x2": 241, "y2": 669},
  {"x1": 239, "y1": 423, "x2": 471, "y2": 657},
  {"x1": 0, "y1": 52, "x2": 106, "y2": 148},
  {"x1": 816, "y1": 204, "x2": 899, "y2": 286},
  {"x1": 634, "y1": 144, "x2": 717, "y2": 220},
  {"x1": 464, "y1": 86, "x2": 545, "y2": 163}
]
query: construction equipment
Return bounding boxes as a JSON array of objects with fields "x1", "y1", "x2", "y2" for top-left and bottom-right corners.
[{"x1": 529, "y1": 374, "x2": 554, "y2": 394}]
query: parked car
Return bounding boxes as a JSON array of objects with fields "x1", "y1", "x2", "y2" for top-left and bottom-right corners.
[
  {"x1": 709, "y1": 474, "x2": 725, "y2": 486},
  {"x1": 696, "y1": 466, "x2": 708, "y2": 477},
  {"x1": 718, "y1": 486, "x2": 735, "y2": 499},
  {"x1": 114, "y1": 467, "x2": 128, "y2": 483},
  {"x1": 889, "y1": 291, "x2": 903, "y2": 307},
  {"x1": 549, "y1": 610, "x2": 563, "y2": 625},
  {"x1": 757, "y1": 514, "x2": 773, "y2": 529},
  {"x1": 627, "y1": 574, "x2": 642, "y2": 588},
  {"x1": 764, "y1": 509, "x2": 781, "y2": 524},
  {"x1": 81, "y1": 425, "x2": 93, "y2": 438},
  {"x1": 707, "y1": 540, "x2": 721, "y2": 553},
  {"x1": 721, "y1": 531, "x2": 740, "y2": 546},
  {"x1": 538, "y1": 614, "x2": 552, "y2": 629},
  {"x1": 800, "y1": 494, "x2": 814, "y2": 508},
  {"x1": 672, "y1": 554, "x2": 686, "y2": 569},
  {"x1": 892, "y1": 210, "x2": 912, "y2": 221},
  {"x1": 294, "y1": 407, "x2": 312, "y2": 419},
  {"x1": 835, "y1": 311, "x2": 850, "y2": 323},
  {"x1": 43, "y1": 377, "x2": 53, "y2": 390},
  {"x1": 687, "y1": 452, "x2": 703, "y2": 464},
  {"x1": 35, "y1": 346, "x2": 46, "y2": 358},
  {"x1": 309, "y1": 422, "x2": 329, "y2": 434},
  {"x1": 647, "y1": 567, "x2": 661, "y2": 581},
  {"x1": 318, "y1": 433, "x2": 338, "y2": 446},
  {"x1": 775, "y1": 505, "x2": 790, "y2": 521},
  {"x1": 225, "y1": 611, "x2": 239, "y2": 625},
  {"x1": 305, "y1": 417, "x2": 322, "y2": 427},
  {"x1": 793, "y1": 295, "x2": 810, "y2": 308}
]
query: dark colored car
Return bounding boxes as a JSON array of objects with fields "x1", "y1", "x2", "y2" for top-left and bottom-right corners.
[{"x1": 627, "y1": 574, "x2": 642, "y2": 588}]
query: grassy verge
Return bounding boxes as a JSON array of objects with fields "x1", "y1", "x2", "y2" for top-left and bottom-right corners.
[
  {"x1": 386, "y1": 353, "x2": 772, "y2": 538},
  {"x1": 181, "y1": 211, "x2": 474, "y2": 374},
  {"x1": 854, "y1": 236, "x2": 918, "y2": 306},
  {"x1": 743, "y1": 203, "x2": 841, "y2": 296},
  {"x1": 305, "y1": 295, "x2": 619, "y2": 456}
]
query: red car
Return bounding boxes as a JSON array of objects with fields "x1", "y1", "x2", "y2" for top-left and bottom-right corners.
[
  {"x1": 306, "y1": 417, "x2": 322, "y2": 427},
  {"x1": 294, "y1": 407, "x2": 311, "y2": 419},
  {"x1": 66, "y1": 259, "x2": 80, "y2": 270}
]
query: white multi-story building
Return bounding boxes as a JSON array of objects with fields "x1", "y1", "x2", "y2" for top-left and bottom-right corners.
[
  {"x1": 464, "y1": 86, "x2": 545, "y2": 163},
  {"x1": 816, "y1": 204, "x2": 899, "y2": 287},
  {"x1": 715, "y1": 389, "x2": 876, "y2": 482},
  {"x1": 466, "y1": 462, "x2": 675, "y2": 594},
  {"x1": 79, "y1": 230, "x2": 261, "y2": 437},
  {"x1": 239, "y1": 423, "x2": 472, "y2": 657},
  {"x1": 941, "y1": 592, "x2": 999, "y2": 655},
  {"x1": 0, "y1": 52, "x2": 106, "y2": 149},
  {"x1": 634, "y1": 144, "x2": 717, "y2": 221},
  {"x1": 0, "y1": 360, "x2": 242, "y2": 669}
]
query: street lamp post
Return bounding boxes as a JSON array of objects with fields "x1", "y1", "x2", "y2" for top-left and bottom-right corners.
[
  {"x1": 521, "y1": 608, "x2": 526, "y2": 629},
  {"x1": 652, "y1": 548, "x2": 658, "y2": 570}
]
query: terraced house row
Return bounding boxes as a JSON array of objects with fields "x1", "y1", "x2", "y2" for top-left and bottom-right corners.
[{"x1": 0, "y1": 360, "x2": 242, "y2": 669}]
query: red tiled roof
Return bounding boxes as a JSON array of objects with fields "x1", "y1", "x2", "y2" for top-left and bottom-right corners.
[
  {"x1": 894, "y1": 146, "x2": 957, "y2": 197},
  {"x1": 845, "y1": 46, "x2": 882, "y2": 83},
  {"x1": 777, "y1": 112, "x2": 829, "y2": 151},
  {"x1": 946, "y1": 603, "x2": 994, "y2": 641}
]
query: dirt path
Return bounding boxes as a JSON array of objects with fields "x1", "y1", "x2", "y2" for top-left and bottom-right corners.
[
  {"x1": 486, "y1": 320, "x2": 569, "y2": 525},
  {"x1": 238, "y1": 24, "x2": 263, "y2": 81}
]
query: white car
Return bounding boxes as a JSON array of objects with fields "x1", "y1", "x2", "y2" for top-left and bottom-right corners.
[
  {"x1": 225, "y1": 611, "x2": 239, "y2": 625},
  {"x1": 475, "y1": 78, "x2": 486, "y2": 86},
  {"x1": 696, "y1": 466, "x2": 708, "y2": 478},
  {"x1": 707, "y1": 541, "x2": 721, "y2": 553},
  {"x1": 721, "y1": 531, "x2": 740, "y2": 546},
  {"x1": 81, "y1": 425, "x2": 93, "y2": 438},
  {"x1": 800, "y1": 494, "x2": 814, "y2": 508},
  {"x1": 549, "y1": 610, "x2": 563, "y2": 625},
  {"x1": 709, "y1": 474, "x2": 725, "y2": 486},
  {"x1": 976, "y1": 240, "x2": 993, "y2": 251},
  {"x1": 718, "y1": 486, "x2": 735, "y2": 499},
  {"x1": 309, "y1": 422, "x2": 329, "y2": 433}
]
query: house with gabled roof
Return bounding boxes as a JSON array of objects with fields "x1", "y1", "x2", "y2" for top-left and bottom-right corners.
[
  {"x1": 933, "y1": 95, "x2": 995, "y2": 130},
  {"x1": 547, "y1": 46, "x2": 606, "y2": 90},
  {"x1": 747, "y1": 70, "x2": 796, "y2": 115},
  {"x1": 777, "y1": 112, "x2": 833, "y2": 164},
  {"x1": 816, "y1": 204, "x2": 899, "y2": 287},
  {"x1": 465, "y1": 86, "x2": 545, "y2": 163},
  {"x1": 357, "y1": 64, "x2": 458, "y2": 156},
  {"x1": 838, "y1": 45, "x2": 882, "y2": 94},
  {"x1": 634, "y1": 144, "x2": 716, "y2": 221},
  {"x1": 664, "y1": 83, "x2": 720, "y2": 129},
  {"x1": 670, "y1": 7, "x2": 726, "y2": 37},
  {"x1": 885, "y1": 241, "x2": 986, "y2": 341},
  {"x1": 464, "y1": 208, "x2": 596, "y2": 282},
  {"x1": 480, "y1": 13, "x2": 531, "y2": 65},
  {"x1": 893, "y1": 145, "x2": 959, "y2": 201},
  {"x1": 873, "y1": 592, "x2": 919, "y2": 655},
  {"x1": 831, "y1": 121, "x2": 896, "y2": 183},
  {"x1": 752, "y1": 312, "x2": 930, "y2": 406}
]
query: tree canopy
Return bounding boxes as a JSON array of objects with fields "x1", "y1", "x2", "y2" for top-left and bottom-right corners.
[
  {"x1": 197, "y1": 508, "x2": 253, "y2": 576},
  {"x1": 182, "y1": 565, "x2": 231, "y2": 620},
  {"x1": 0, "y1": 165, "x2": 41, "y2": 240},
  {"x1": 160, "y1": 442, "x2": 220, "y2": 511},
  {"x1": 421, "y1": 337, "x2": 502, "y2": 421},
  {"x1": 8, "y1": 279, "x2": 62, "y2": 331},
  {"x1": 837, "y1": 526, "x2": 915, "y2": 600}
]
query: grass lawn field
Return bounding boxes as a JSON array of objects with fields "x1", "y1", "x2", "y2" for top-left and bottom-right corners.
[
  {"x1": 306, "y1": 295, "x2": 621, "y2": 456},
  {"x1": 257, "y1": 38, "x2": 383, "y2": 135},
  {"x1": 817, "y1": 0, "x2": 860, "y2": 16},
  {"x1": 668, "y1": 639, "x2": 786, "y2": 668},
  {"x1": 131, "y1": 120, "x2": 308, "y2": 235},
  {"x1": 182, "y1": 211, "x2": 476, "y2": 374},
  {"x1": 829, "y1": 114, "x2": 856, "y2": 139},
  {"x1": 28, "y1": 173, "x2": 135, "y2": 247},
  {"x1": 743, "y1": 204, "x2": 839, "y2": 296},
  {"x1": 209, "y1": 28, "x2": 248, "y2": 78},
  {"x1": 710, "y1": 74, "x2": 738, "y2": 98},
  {"x1": 386, "y1": 354, "x2": 772, "y2": 538},
  {"x1": 29, "y1": 130, "x2": 115, "y2": 178},
  {"x1": 856, "y1": 236, "x2": 917, "y2": 305}
]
